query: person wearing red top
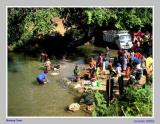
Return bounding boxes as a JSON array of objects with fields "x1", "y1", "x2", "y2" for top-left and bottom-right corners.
[{"x1": 134, "y1": 51, "x2": 142, "y2": 60}]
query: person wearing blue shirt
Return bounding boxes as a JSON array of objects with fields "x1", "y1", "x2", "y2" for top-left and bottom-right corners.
[
  {"x1": 131, "y1": 56, "x2": 141, "y2": 64},
  {"x1": 37, "y1": 70, "x2": 48, "y2": 84}
]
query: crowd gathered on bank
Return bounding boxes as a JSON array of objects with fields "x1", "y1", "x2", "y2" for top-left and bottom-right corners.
[{"x1": 36, "y1": 31, "x2": 153, "y2": 87}]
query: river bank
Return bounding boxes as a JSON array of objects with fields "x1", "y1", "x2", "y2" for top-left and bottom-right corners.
[{"x1": 8, "y1": 52, "x2": 91, "y2": 116}]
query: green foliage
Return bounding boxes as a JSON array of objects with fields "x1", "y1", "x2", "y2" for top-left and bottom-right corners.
[
  {"x1": 23, "y1": 8, "x2": 59, "y2": 36},
  {"x1": 92, "y1": 91, "x2": 119, "y2": 116},
  {"x1": 84, "y1": 8, "x2": 115, "y2": 26},
  {"x1": 8, "y1": 8, "x2": 60, "y2": 49},
  {"x1": 122, "y1": 85, "x2": 152, "y2": 116},
  {"x1": 92, "y1": 85, "x2": 152, "y2": 116},
  {"x1": 8, "y1": 8, "x2": 34, "y2": 46},
  {"x1": 8, "y1": 8, "x2": 152, "y2": 49},
  {"x1": 83, "y1": 8, "x2": 152, "y2": 30}
]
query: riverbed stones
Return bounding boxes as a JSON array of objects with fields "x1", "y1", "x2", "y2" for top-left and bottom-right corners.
[
  {"x1": 73, "y1": 83, "x2": 82, "y2": 89},
  {"x1": 68, "y1": 103, "x2": 80, "y2": 112},
  {"x1": 80, "y1": 104, "x2": 94, "y2": 113},
  {"x1": 86, "y1": 105, "x2": 94, "y2": 112}
]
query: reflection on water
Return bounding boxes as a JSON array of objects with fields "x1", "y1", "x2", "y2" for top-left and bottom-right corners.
[{"x1": 8, "y1": 53, "x2": 89, "y2": 116}]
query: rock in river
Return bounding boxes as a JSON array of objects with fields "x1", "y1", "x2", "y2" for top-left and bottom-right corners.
[{"x1": 68, "y1": 103, "x2": 80, "y2": 112}]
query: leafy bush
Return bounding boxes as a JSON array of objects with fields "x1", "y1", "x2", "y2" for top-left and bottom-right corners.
[
  {"x1": 92, "y1": 85, "x2": 152, "y2": 116},
  {"x1": 92, "y1": 91, "x2": 119, "y2": 116},
  {"x1": 121, "y1": 85, "x2": 152, "y2": 116}
]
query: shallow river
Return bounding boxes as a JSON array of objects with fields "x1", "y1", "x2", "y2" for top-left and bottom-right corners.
[{"x1": 8, "y1": 53, "x2": 89, "y2": 116}]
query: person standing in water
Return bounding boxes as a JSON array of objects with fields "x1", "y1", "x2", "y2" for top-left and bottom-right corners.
[
  {"x1": 40, "y1": 51, "x2": 45, "y2": 62},
  {"x1": 40, "y1": 51, "x2": 48, "y2": 62},
  {"x1": 44, "y1": 58, "x2": 52, "y2": 71}
]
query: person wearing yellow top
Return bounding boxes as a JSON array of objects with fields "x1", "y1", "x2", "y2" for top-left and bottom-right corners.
[
  {"x1": 145, "y1": 56, "x2": 153, "y2": 74},
  {"x1": 96, "y1": 67, "x2": 100, "y2": 79}
]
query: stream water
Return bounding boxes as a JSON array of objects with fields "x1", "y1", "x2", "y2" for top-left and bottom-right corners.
[{"x1": 8, "y1": 52, "x2": 89, "y2": 116}]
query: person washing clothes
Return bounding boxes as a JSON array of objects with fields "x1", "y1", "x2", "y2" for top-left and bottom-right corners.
[
  {"x1": 74, "y1": 65, "x2": 80, "y2": 82},
  {"x1": 37, "y1": 69, "x2": 48, "y2": 85},
  {"x1": 44, "y1": 58, "x2": 52, "y2": 71}
]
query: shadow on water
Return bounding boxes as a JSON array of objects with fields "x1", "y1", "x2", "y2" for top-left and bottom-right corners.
[
  {"x1": 14, "y1": 31, "x2": 76, "y2": 59},
  {"x1": 13, "y1": 29, "x2": 90, "y2": 60}
]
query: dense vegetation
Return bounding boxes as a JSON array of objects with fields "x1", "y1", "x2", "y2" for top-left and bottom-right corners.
[
  {"x1": 92, "y1": 84, "x2": 152, "y2": 116},
  {"x1": 8, "y1": 8, "x2": 152, "y2": 52},
  {"x1": 8, "y1": 8, "x2": 60, "y2": 49}
]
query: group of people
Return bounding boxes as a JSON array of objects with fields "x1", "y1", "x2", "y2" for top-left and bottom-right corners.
[
  {"x1": 88, "y1": 52, "x2": 110, "y2": 81},
  {"x1": 37, "y1": 51, "x2": 54, "y2": 85},
  {"x1": 37, "y1": 51, "x2": 62, "y2": 85},
  {"x1": 73, "y1": 43, "x2": 152, "y2": 85},
  {"x1": 73, "y1": 47, "x2": 110, "y2": 82},
  {"x1": 132, "y1": 31, "x2": 152, "y2": 56},
  {"x1": 37, "y1": 30, "x2": 153, "y2": 85},
  {"x1": 114, "y1": 48, "x2": 153, "y2": 82}
]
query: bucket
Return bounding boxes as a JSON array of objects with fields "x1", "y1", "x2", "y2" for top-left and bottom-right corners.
[
  {"x1": 96, "y1": 81, "x2": 101, "y2": 87},
  {"x1": 92, "y1": 81, "x2": 97, "y2": 87}
]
